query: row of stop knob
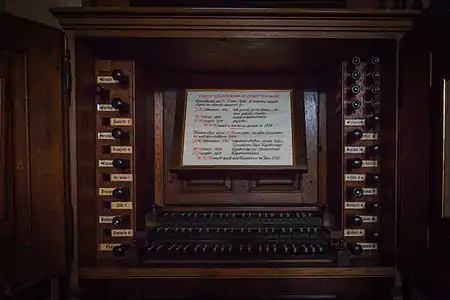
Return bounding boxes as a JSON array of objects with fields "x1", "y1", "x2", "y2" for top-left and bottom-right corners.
[
  {"x1": 343, "y1": 56, "x2": 381, "y2": 255},
  {"x1": 96, "y1": 66, "x2": 135, "y2": 257}
]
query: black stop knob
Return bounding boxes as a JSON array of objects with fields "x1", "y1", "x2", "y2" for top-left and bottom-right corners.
[
  {"x1": 113, "y1": 158, "x2": 130, "y2": 170},
  {"x1": 370, "y1": 144, "x2": 381, "y2": 155},
  {"x1": 351, "y1": 71, "x2": 361, "y2": 80},
  {"x1": 371, "y1": 71, "x2": 380, "y2": 79},
  {"x1": 95, "y1": 84, "x2": 105, "y2": 95},
  {"x1": 371, "y1": 86, "x2": 380, "y2": 94},
  {"x1": 366, "y1": 173, "x2": 380, "y2": 183},
  {"x1": 368, "y1": 231, "x2": 381, "y2": 242},
  {"x1": 370, "y1": 202, "x2": 383, "y2": 212},
  {"x1": 351, "y1": 56, "x2": 361, "y2": 65},
  {"x1": 112, "y1": 187, "x2": 129, "y2": 199},
  {"x1": 350, "y1": 84, "x2": 361, "y2": 94},
  {"x1": 349, "y1": 187, "x2": 364, "y2": 197},
  {"x1": 347, "y1": 158, "x2": 363, "y2": 169},
  {"x1": 111, "y1": 69, "x2": 129, "y2": 84},
  {"x1": 112, "y1": 216, "x2": 124, "y2": 228},
  {"x1": 372, "y1": 57, "x2": 380, "y2": 64},
  {"x1": 112, "y1": 245, "x2": 126, "y2": 257},
  {"x1": 367, "y1": 114, "x2": 380, "y2": 128},
  {"x1": 350, "y1": 100, "x2": 361, "y2": 110},
  {"x1": 348, "y1": 243, "x2": 363, "y2": 256},
  {"x1": 348, "y1": 129, "x2": 363, "y2": 141},
  {"x1": 112, "y1": 128, "x2": 127, "y2": 140},
  {"x1": 347, "y1": 215, "x2": 363, "y2": 227},
  {"x1": 372, "y1": 100, "x2": 380, "y2": 108},
  {"x1": 111, "y1": 97, "x2": 129, "y2": 113}
]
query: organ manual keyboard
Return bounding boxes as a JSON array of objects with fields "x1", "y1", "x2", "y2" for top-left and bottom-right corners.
[
  {"x1": 141, "y1": 208, "x2": 333, "y2": 265},
  {"x1": 2, "y1": 2, "x2": 449, "y2": 300}
]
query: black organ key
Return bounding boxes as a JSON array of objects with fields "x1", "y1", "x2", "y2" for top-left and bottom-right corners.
[
  {"x1": 291, "y1": 244, "x2": 298, "y2": 254},
  {"x1": 148, "y1": 244, "x2": 157, "y2": 252},
  {"x1": 301, "y1": 244, "x2": 309, "y2": 253},
  {"x1": 272, "y1": 245, "x2": 277, "y2": 253}
]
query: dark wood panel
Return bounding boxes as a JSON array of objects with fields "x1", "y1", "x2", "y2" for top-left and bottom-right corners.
[
  {"x1": 134, "y1": 65, "x2": 154, "y2": 230},
  {"x1": 397, "y1": 31, "x2": 431, "y2": 284},
  {"x1": 81, "y1": 277, "x2": 394, "y2": 300},
  {"x1": 75, "y1": 38, "x2": 98, "y2": 267}
]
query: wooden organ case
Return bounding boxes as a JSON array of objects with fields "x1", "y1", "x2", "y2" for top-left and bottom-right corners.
[{"x1": 0, "y1": 2, "x2": 442, "y2": 299}]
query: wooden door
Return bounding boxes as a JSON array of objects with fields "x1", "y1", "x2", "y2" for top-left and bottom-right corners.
[
  {"x1": 0, "y1": 13, "x2": 68, "y2": 297},
  {"x1": 396, "y1": 11, "x2": 433, "y2": 300},
  {"x1": 424, "y1": 5, "x2": 450, "y2": 299},
  {"x1": 398, "y1": 4, "x2": 450, "y2": 299}
]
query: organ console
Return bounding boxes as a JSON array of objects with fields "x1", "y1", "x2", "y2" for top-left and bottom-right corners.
[{"x1": 1, "y1": 1, "x2": 450, "y2": 300}]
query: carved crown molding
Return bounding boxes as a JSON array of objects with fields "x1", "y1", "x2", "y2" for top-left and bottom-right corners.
[{"x1": 52, "y1": 7, "x2": 420, "y2": 39}]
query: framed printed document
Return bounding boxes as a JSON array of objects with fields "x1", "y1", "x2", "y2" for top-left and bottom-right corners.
[{"x1": 172, "y1": 89, "x2": 307, "y2": 171}]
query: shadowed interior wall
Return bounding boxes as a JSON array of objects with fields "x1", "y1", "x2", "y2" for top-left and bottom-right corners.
[{"x1": 4, "y1": 0, "x2": 81, "y2": 27}]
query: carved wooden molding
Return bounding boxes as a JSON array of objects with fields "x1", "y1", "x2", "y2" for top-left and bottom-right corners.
[
  {"x1": 79, "y1": 266, "x2": 397, "y2": 278},
  {"x1": 52, "y1": 7, "x2": 418, "y2": 39},
  {"x1": 83, "y1": 0, "x2": 130, "y2": 6}
]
